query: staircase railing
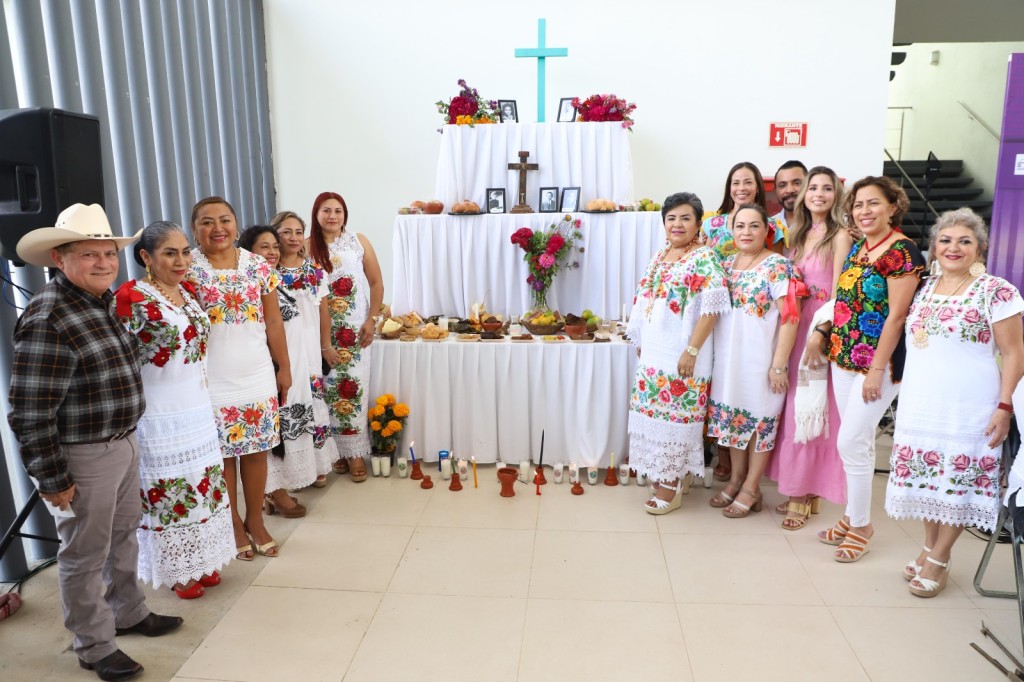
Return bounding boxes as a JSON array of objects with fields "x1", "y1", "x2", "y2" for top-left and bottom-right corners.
[
  {"x1": 883, "y1": 149, "x2": 940, "y2": 218},
  {"x1": 956, "y1": 100, "x2": 1000, "y2": 142}
]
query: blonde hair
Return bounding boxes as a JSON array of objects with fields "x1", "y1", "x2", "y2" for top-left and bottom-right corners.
[{"x1": 788, "y1": 166, "x2": 846, "y2": 263}]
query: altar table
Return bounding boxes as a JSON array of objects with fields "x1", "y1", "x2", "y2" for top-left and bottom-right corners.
[{"x1": 368, "y1": 336, "x2": 637, "y2": 467}]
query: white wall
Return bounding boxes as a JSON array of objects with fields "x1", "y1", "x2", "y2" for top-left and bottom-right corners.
[
  {"x1": 887, "y1": 42, "x2": 1023, "y2": 196},
  {"x1": 263, "y1": 0, "x2": 896, "y2": 293}
]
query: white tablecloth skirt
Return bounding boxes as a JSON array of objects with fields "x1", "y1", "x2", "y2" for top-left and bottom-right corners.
[
  {"x1": 434, "y1": 122, "x2": 635, "y2": 210},
  {"x1": 391, "y1": 211, "x2": 665, "y2": 319},
  {"x1": 368, "y1": 337, "x2": 635, "y2": 467}
]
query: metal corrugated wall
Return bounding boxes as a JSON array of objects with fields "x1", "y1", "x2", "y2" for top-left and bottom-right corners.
[{"x1": 0, "y1": 0, "x2": 275, "y2": 573}]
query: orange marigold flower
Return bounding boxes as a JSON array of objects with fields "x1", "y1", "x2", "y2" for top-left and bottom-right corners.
[
  {"x1": 370, "y1": 421, "x2": 382, "y2": 432},
  {"x1": 393, "y1": 403, "x2": 409, "y2": 418},
  {"x1": 386, "y1": 420, "x2": 402, "y2": 432}
]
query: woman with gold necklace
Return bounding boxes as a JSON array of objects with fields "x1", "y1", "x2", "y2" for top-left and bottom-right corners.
[
  {"x1": 188, "y1": 197, "x2": 291, "y2": 560},
  {"x1": 884, "y1": 208, "x2": 1023, "y2": 597},
  {"x1": 707, "y1": 204, "x2": 800, "y2": 518},
  {"x1": 627, "y1": 192, "x2": 730, "y2": 515},
  {"x1": 116, "y1": 221, "x2": 235, "y2": 599},
  {"x1": 808, "y1": 176, "x2": 924, "y2": 563}
]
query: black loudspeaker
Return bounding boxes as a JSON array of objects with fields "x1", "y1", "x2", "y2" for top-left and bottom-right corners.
[{"x1": 0, "y1": 108, "x2": 104, "y2": 264}]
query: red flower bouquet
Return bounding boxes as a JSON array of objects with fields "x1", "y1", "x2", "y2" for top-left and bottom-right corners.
[
  {"x1": 570, "y1": 94, "x2": 637, "y2": 130},
  {"x1": 510, "y1": 215, "x2": 584, "y2": 310},
  {"x1": 436, "y1": 79, "x2": 498, "y2": 128}
]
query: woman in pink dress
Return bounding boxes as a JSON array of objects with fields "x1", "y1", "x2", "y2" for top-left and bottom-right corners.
[{"x1": 767, "y1": 166, "x2": 853, "y2": 529}]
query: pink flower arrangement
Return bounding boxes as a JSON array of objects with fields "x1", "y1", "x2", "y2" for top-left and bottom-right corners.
[
  {"x1": 571, "y1": 94, "x2": 637, "y2": 130},
  {"x1": 510, "y1": 215, "x2": 584, "y2": 309}
]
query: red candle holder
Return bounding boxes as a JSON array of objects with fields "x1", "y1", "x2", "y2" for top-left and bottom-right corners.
[
  {"x1": 604, "y1": 467, "x2": 619, "y2": 486},
  {"x1": 410, "y1": 460, "x2": 423, "y2": 480},
  {"x1": 420, "y1": 475, "x2": 433, "y2": 489},
  {"x1": 535, "y1": 465, "x2": 547, "y2": 485}
]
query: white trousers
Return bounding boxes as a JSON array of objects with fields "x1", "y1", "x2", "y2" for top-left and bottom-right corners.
[{"x1": 831, "y1": 366, "x2": 900, "y2": 527}]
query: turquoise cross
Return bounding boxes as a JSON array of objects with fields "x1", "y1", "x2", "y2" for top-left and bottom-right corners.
[{"x1": 514, "y1": 18, "x2": 568, "y2": 123}]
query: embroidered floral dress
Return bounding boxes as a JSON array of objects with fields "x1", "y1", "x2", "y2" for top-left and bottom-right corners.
[
  {"x1": 885, "y1": 274, "x2": 1024, "y2": 531},
  {"x1": 266, "y1": 261, "x2": 340, "y2": 491},
  {"x1": 708, "y1": 253, "x2": 794, "y2": 451},
  {"x1": 766, "y1": 239, "x2": 846, "y2": 502},
  {"x1": 189, "y1": 249, "x2": 281, "y2": 457},
  {"x1": 828, "y1": 238, "x2": 925, "y2": 381},
  {"x1": 701, "y1": 213, "x2": 787, "y2": 261},
  {"x1": 116, "y1": 280, "x2": 234, "y2": 588},
  {"x1": 323, "y1": 231, "x2": 372, "y2": 459},
  {"x1": 626, "y1": 246, "x2": 730, "y2": 482}
]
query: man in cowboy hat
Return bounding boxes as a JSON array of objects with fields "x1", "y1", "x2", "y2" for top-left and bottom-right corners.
[{"x1": 8, "y1": 204, "x2": 183, "y2": 681}]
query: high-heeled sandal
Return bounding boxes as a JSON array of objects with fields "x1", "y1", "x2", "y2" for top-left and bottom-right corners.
[
  {"x1": 312, "y1": 475, "x2": 328, "y2": 488},
  {"x1": 199, "y1": 571, "x2": 221, "y2": 588},
  {"x1": 782, "y1": 498, "x2": 814, "y2": 530},
  {"x1": 709, "y1": 483, "x2": 740, "y2": 508},
  {"x1": 645, "y1": 479, "x2": 684, "y2": 515},
  {"x1": 263, "y1": 490, "x2": 307, "y2": 518},
  {"x1": 349, "y1": 457, "x2": 368, "y2": 482},
  {"x1": 332, "y1": 459, "x2": 349, "y2": 475},
  {"x1": 904, "y1": 545, "x2": 933, "y2": 581},
  {"x1": 173, "y1": 582, "x2": 205, "y2": 600},
  {"x1": 245, "y1": 528, "x2": 279, "y2": 558},
  {"x1": 908, "y1": 556, "x2": 950, "y2": 597},
  {"x1": 834, "y1": 530, "x2": 871, "y2": 563},
  {"x1": 712, "y1": 463, "x2": 731, "y2": 482},
  {"x1": 723, "y1": 488, "x2": 763, "y2": 518},
  {"x1": 776, "y1": 495, "x2": 820, "y2": 516},
  {"x1": 817, "y1": 518, "x2": 850, "y2": 546}
]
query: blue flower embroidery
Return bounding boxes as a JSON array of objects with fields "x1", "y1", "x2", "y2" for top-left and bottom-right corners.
[{"x1": 858, "y1": 311, "x2": 884, "y2": 337}]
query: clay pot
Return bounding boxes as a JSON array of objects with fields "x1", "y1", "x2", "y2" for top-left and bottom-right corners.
[
  {"x1": 535, "y1": 465, "x2": 547, "y2": 485},
  {"x1": 604, "y1": 467, "x2": 619, "y2": 486},
  {"x1": 420, "y1": 475, "x2": 433, "y2": 490},
  {"x1": 497, "y1": 467, "x2": 518, "y2": 497},
  {"x1": 410, "y1": 461, "x2": 424, "y2": 480},
  {"x1": 571, "y1": 480, "x2": 585, "y2": 495},
  {"x1": 449, "y1": 474, "x2": 463, "y2": 491}
]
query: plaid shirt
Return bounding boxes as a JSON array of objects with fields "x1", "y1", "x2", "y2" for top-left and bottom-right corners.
[{"x1": 8, "y1": 272, "x2": 145, "y2": 493}]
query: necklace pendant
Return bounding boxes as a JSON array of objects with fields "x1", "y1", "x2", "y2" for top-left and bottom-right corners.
[{"x1": 912, "y1": 327, "x2": 929, "y2": 349}]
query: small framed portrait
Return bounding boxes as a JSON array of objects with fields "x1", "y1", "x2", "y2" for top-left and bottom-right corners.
[
  {"x1": 539, "y1": 187, "x2": 559, "y2": 213},
  {"x1": 559, "y1": 187, "x2": 580, "y2": 213},
  {"x1": 557, "y1": 98, "x2": 577, "y2": 123},
  {"x1": 498, "y1": 100, "x2": 518, "y2": 123},
  {"x1": 486, "y1": 188, "x2": 506, "y2": 214}
]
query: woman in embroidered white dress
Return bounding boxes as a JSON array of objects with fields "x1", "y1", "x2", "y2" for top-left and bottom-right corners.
[
  {"x1": 117, "y1": 221, "x2": 235, "y2": 600},
  {"x1": 188, "y1": 197, "x2": 291, "y2": 560},
  {"x1": 307, "y1": 192, "x2": 384, "y2": 482},
  {"x1": 884, "y1": 208, "x2": 1024, "y2": 597},
  {"x1": 627, "y1": 192, "x2": 731, "y2": 515},
  {"x1": 707, "y1": 204, "x2": 800, "y2": 518}
]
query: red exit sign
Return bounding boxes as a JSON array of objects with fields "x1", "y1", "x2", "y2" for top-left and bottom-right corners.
[{"x1": 769, "y1": 122, "x2": 808, "y2": 147}]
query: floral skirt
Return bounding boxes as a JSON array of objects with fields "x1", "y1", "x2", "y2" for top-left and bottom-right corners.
[{"x1": 136, "y1": 404, "x2": 236, "y2": 588}]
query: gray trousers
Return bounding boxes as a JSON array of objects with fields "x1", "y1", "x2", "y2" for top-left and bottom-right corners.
[{"x1": 55, "y1": 435, "x2": 149, "y2": 663}]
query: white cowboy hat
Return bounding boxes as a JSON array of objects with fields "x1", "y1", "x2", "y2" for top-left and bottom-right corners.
[{"x1": 16, "y1": 203, "x2": 139, "y2": 267}]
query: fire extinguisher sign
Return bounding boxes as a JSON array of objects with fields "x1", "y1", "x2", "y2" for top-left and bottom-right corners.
[{"x1": 769, "y1": 122, "x2": 808, "y2": 148}]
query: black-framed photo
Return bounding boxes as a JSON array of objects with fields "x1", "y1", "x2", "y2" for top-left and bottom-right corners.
[
  {"x1": 486, "y1": 188, "x2": 506, "y2": 214},
  {"x1": 539, "y1": 187, "x2": 559, "y2": 213},
  {"x1": 557, "y1": 98, "x2": 577, "y2": 123},
  {"x1": 559, "y1": 187, "x2": 580, "y2": 212},
  {"x1": 498, "y1": 100, "x2": 518, "y2": 123}
]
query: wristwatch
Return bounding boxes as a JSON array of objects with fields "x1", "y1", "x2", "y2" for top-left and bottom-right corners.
[
  {"x1": 772, "y1": 367, "x2": 785, "y2": 375},
  {"x1": 685, "y1": 346, "x2": 699, "y2": 357}
]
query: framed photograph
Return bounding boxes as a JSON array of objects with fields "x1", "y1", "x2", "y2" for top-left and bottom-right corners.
[
  {"x1": 539, "y1": 187, "x2": 559, "y2": 213},
  {"x1": 486, "y1": 188, "x2": 506, "y2": 214},
  {"x1": 498, "y1": 99, "x2": 518, "y2": 123},
  {"x1": 557, "y1": 97, "x2": 577, "y2": 123},
  {"x1": 559, "y1": 187, "x2": 580, "y2": 213}
]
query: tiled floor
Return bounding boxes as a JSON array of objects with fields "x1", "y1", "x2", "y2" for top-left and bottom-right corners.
[{"x1": 2, "y1": 468, "x2": 1023, "y2": 681}]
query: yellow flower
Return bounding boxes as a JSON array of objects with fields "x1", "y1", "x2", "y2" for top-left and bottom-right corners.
[
  {"x1": 393, "y1": 403, "x2": 409, "y2": 418},
  {"x1": 370, "y1": 421, "x2": 382, "y2": 432},
  {"x1": 227, "y1": 423, "x2": 245, "y2": 442},
  {"x1": 337, "y1": 349, "x2": 353, "y2": 365},
  {"x1": 372, "y1": 405, "x2": 386, "y2": 418},
  {"x1": 386, "y1": 420, "x2": 402, "y2": 433},
  {"x1": 207, "y1": 307, "x2": 225, "y2": 325},
  {"x1": 376, "y1": 395, "x2": 389, "y2": 406},
  {"x1": 838, "y1": 266, "x2": 863, "y2": 291},
  {"x1": 385, "y1": 394, "x2": 396, "y2": 406},
  {"x1": 656, "y1": 376, "x2": 668, "y2": 388},
  {"x1": 330, "y1": 298, "x2": 349, "y2": 314},
  {"x1": 332, "y1": 399, "x2": 354, "y2": 415},
  {"x1": 244, "y1": 304, "x2": 259, "y2": 322}
]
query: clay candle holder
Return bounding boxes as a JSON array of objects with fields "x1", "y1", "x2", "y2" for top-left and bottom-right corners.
[
  {"x1": 410, "y1": 460, "x2": 424, "y2": 480},
  {"x1": 497, "y1": 466, "x2": 518, "y2": 497},
  {"x1": 535, "y1": 465, "x2": 547, "y2": 485},
  {"x1": 571, "y1": 480, "x2": 585, "y2": 495},
  {"x1": 604, "y1": 466, "x2": 619, "y2": 486},
  {"x1": 420, "y1": 475, "x2": 433, "y2": 490},
  {"x1": 449, "y1": 474, "x2": 463, "y2": 491}
]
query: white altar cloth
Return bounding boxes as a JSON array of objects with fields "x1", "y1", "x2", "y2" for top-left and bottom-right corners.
[
  {"x1": 390, "y1": 211, "x2": 665, "y2": 318},
  {"x1": 368, "y1": 336, "x2": 635, "y2": 467},
  {"x1": 434, "y1": 122, "x2": 635, "y2": 209}
]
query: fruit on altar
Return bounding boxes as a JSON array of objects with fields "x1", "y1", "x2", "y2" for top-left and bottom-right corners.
[
  {"x1": 586, "y1": 198, "x2": 616, "y2": 211},
  {"x1": 425, "y1": 200, "x2": 444, "y2": 214},
  {"x1": 410, "y1": 200, "x2": 427, "y2": 211},
  {"x1": 452, "y1": 199, "x2": 481, "y2": 214},
  {"x1": 398, "y1": 207, "x2": 411, "y2": 215}
]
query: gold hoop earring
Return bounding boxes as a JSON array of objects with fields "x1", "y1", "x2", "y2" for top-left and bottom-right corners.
[{"x1": 969, "y1": 261, "x2": 985, "y2": 277}]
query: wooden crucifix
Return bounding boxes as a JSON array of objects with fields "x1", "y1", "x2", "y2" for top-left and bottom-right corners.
[{"x1": 508, "y1": 151, "x2": 539, "y2": 214}]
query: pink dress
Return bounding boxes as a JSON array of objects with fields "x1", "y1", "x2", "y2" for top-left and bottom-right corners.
[{"x1": 766, "y1": 239, "x2": 846, "y2": 503}]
